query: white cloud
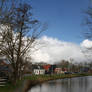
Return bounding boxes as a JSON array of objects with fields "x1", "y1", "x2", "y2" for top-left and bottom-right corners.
[
  {"x1": 80, "y1": 39, "x2": 92, "y2": 62},
  {"x1": 30, "y1": 36, "x2": 88, "y2": 64},
  {"x1": 81, "y1": 39, "x2": 92, "y2": 49}
]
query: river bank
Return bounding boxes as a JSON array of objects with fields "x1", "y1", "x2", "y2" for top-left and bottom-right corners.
[
  {"x1": 28, "y1": 76, "x2": 92, "y2": 92},
  {"x1": 0, "y1": 73, "x2": 92, "y2": 92},
  {"x1": 23, "y1": 73, "x2": 92, "y2": 92}
]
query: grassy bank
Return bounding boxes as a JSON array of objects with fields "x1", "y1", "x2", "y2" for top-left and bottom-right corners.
[
  {"x1": 23, "y1": 73, "x2": 92, "y2": 91},
  {"x1": 24, "y1": 73, "x2": 92, "y2": 82},
  {"x1": 0, "y1": 73, "x2": 92, "y2": 92}
]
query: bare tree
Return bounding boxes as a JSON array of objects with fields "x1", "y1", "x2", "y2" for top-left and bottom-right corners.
[
  {"x1": 0, "y1": 0, "x2": 46, "y2": 84},
  {"x1": 81, "y1": 5, "x2": 92, "y2": 65},
  {"x1": 83, "y1": 6, "x2": 92, "y2": 39}
]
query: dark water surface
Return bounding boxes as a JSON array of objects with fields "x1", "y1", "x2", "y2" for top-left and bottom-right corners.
[{"x1": 28, "y1": 76, "x2": 92, "y2": 92}]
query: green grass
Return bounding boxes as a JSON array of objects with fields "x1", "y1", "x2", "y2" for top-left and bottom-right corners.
[{"x1": 23, "y1": 73, "x2": 92, "y2": 82}]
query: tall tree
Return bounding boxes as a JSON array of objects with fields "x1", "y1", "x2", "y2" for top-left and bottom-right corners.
[
  {"x1": 0, "y1": 0, "x2": 46, "y2": 84},
  {"x1": 81, "y1": 5, "x2": 92, "y2": 63},
  {"x1": 84, "y1": 6, "x2": 92, "y2": 40}
]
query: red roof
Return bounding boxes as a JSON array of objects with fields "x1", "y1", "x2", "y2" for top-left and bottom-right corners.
[{"x1": 43, "y1": 65, "x2": 51, "y2": 70}]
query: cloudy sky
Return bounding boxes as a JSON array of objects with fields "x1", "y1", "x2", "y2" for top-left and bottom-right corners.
[
  {"x1": 30, "y1": 36, "x2": 92, "y2": 64},
  {"x1": 26, "y1": 0, "x2": 92, "y2": 64}
]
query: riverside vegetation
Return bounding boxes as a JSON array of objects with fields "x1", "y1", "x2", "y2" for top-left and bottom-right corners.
[{"x1": 0, "y1": 73, "x2": 92, "y2": 92}]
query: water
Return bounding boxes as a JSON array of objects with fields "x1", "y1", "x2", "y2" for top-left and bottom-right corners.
[{"x1": 28, "y1": 76, "x2": 92, "y2": 92}]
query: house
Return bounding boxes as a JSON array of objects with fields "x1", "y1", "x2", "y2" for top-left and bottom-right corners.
[
  {"x1": 54, "y1": 68, "x2": 63, "y2": 74},
  {"x1": 54, "y1": 67, "x2": 67, "y2": 74},
  {"x1": 43, "y1": 64, "x2": 51, "y2": 74},
  {"x1": 34, "y1": 69, "x2": 45, "y2": 75},
  {"x1": 43, "y1": 64, "x2": 56, "y2": 74},
  {"x1": 43, "y1": 64, "x2": 51, "y2": 71},
  {"x1": 32, "y1": 64, "x2": 56, "y2": 75},
  {"x1": 49, "y1": 65, "x2": 56, "y2": 74},
  {"x1": 32, "y1": 65, "x2": 45, "y2": 75}
]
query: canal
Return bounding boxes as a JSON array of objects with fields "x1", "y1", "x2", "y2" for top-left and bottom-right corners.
[{"x1": 28, "y1": 76, "x2": 92, "y2": 92}]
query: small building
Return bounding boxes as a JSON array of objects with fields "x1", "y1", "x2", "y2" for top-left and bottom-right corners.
[
  {"x1": 54, "y1": 68, "x2": 66, "y2": 74},
  {"x1": 43, "y1": 64, "x2": 51, "y2": 74},
  {"x1": 34, "y1": 69, "x2": 45, "y2": 75},
  {"x1": 43, "y1": 64, "x2": 56, "y2": 74},
  {"x1": 54, "y1": 68, "x2": 62, "y2": 74},
  {"x1": 33, "y1": 65, "x2": 45, "y2": 75}
]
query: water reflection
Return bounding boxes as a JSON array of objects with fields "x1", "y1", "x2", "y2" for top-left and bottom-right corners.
[{"x1": 28, "y1": 76, "x2": 92, "y2": 92}]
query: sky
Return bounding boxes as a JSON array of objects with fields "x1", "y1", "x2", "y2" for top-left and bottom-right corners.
[
  {"x1": 1, "y1": 0, "x2": 92, "y2": 64},
  {"x1": 30, "y1": 36, "x2": 92, "y2": 64},
  {"x1": 25, "y1": 0, "x2": 92, "y2": 64},
  {"x1": 30, "y1": 0, "x2": 90, "y2": 43}
]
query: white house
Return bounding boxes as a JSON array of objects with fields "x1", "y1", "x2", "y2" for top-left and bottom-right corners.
[{"x1": 33, "y1": 69, "x2": 45, "y2": 75}]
